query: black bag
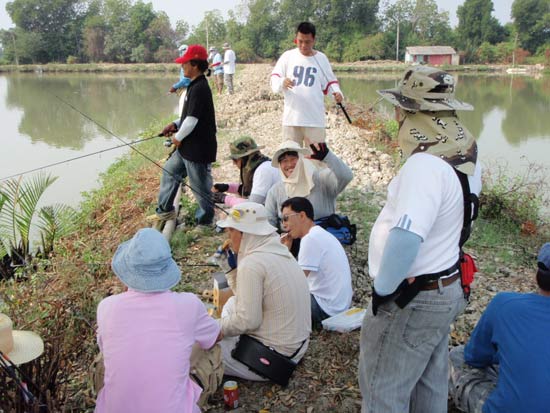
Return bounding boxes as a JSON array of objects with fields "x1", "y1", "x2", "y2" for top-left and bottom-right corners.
[
  {"x1": 314, "y1": 214, "x2": 357, "y2": 245},
  {"x1": 231, "y1": 335, "x2": 304, "y2": 386}
]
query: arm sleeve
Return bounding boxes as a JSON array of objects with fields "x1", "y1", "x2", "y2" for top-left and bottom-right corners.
[
  {"x1": 192, "y1": 295, "x2": 222, "y2": 349},
  {"x1": 373, "y1": 227, "x2": 422, "y2": 295},
  {"x1": 226, "y1": 183, "x2": 240, "y2": 194},
  {"x1": 220, "y1": 262, "x2": 264, "y2": 337},
  {"x1": 249, "y1": 163, "x2": 275, "y2": 201},
  {"x1": 248, "y1": 193, "x2": 266, "y2": 205},
  {"x1": 174, "y1": 116, "x2": 198, "y2": 142},
  {"x1": 173, "y1": 77, "x2": 191, "y2": 90},
  {"x1": 224, "y1": 194, "x2": 246, "y2": 207},
  {"x1": 270, "y1": 54, "x2": 286, "y2": 93},
  {"x1": 464, "y1": 298, "x2": 499, "y2": 368},
  {"x1": 319, "y1": 54, "x2": 343, "y2": 99},
  {"x1": 323, "y1": 151, "x2": 353, "y2": 195},
  {"x1": 264, "y1": 186, "x2": 280, "y2": 228}
]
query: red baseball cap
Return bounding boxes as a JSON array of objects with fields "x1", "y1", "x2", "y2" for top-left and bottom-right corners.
[{"x1": 175, "y1": 44, "x2": 208, "y2": 64}]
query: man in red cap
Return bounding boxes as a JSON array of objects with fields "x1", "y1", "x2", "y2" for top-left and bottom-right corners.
[{"x1": 154, "y1": 45, "x2": 217, "y2": 226}]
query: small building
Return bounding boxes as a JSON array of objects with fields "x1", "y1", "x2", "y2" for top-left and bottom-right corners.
[{"x1": 405, "y1": 46, "x2": 459, "y2": 66}]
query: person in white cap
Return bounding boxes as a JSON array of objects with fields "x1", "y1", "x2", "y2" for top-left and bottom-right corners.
[
  {"x1": 222, "y1": 42, "x2": 236, "y2": 94},
  {"x1": 265, "y1": 139, "x2": 352, "y2": 231},
  {"x1": 0, "y1": 314, "x2": 43, "y2": 365},
  {"x1": 209, "y1": 46, "x2": 224, "y2": 94},
  {"x1": 94, "y1": 228, "x2": 222, "y2": 413},
  {"x1": 216, "y1": 202, "x2": 311, "y2": 381}
]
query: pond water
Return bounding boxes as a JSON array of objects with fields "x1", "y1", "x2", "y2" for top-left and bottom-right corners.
[
  {"x1": 0, "y1": 73, "x2": 178, "y2": 209},
  {"x1": 1, "y1": 72, "x2": 548, "y2": 212},
  {"x1": 339, "y1": 73, "x2": 550, "y2": 181}
]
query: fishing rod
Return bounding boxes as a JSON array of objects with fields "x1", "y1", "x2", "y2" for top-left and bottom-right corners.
[
  {"x1": 52, "y1": 94, "x2": 227, "y2": 215},
  {"x1": 311, "y1": 53, "x2": 353, "y2": 124},
  {"x1": 0, "y1": 134, "x2": 163, "y2": 182}
]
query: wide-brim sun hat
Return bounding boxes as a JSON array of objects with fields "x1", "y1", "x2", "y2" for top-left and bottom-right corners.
[
  {"x1": 175, "y1": 44, "x2": 208, "y2": 64},
  {"x1": 377, "y1": 66, "x2": 473, "y2": 113},
  {"x1": 111, "y1": 228, "x2": 181, "y2": 293},
  {"x1": 216, "y1": 202, "x2": 277, "y2": 236},
  {"x1": 0, "y1": 314, "x2": 44, "y2": 365},
  {"x1": 223, "y1": 42, "x2": 230, "y2": 49},
  {"x1": 226, "y1": 136, "x2": 265, "y2": 160},
  {"x1": 271, "y1": 140, "x2": 310, "y2": 168}
]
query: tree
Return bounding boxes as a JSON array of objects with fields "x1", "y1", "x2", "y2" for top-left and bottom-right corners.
[
  {"x1": 187, "y1": 10, "x2": 227, "y2": 50},
  {"x1": 512, "y1": 0, "x2": 550, "y2": 54},
  {"x1": 457, "y1": 0, "x2": 507, "y2": 60}
]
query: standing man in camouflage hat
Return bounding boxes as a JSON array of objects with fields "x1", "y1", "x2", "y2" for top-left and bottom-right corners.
[
  {"x1": 358, "y1": 66, "x2": 482, "y2": 413},
  {"x1": 212, "y1": 136, "x2": 280, "y2": 206}
]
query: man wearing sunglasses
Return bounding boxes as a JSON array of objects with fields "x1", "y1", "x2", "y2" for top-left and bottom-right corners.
[
  {"x1": 280, "y1": 197, "x2": 352, "y2": 329},
  {"x1": 449, "y1": 242, "x2": 550, "y2": 413}
]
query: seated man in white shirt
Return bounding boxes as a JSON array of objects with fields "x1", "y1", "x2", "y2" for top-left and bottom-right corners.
[{"x1": 280, "y1": 196, "x2": 353, "y2": 328}]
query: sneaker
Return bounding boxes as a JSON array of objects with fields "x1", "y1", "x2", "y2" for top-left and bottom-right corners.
[{"x1": 146, "y1": 210, "x2": 177, "y2": 223}]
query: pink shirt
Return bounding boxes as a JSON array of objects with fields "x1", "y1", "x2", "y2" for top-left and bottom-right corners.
[{"x1": 95, "y1": 290, "x2": 220, "y2": 413}]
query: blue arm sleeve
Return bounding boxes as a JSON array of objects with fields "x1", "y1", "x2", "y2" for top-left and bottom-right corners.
[
  {"x1": 464, "y1": 299, "x2": 498, "y2": 367},
  {"x1": 172, "y1": 76, "x2": 191, "y2": 90},
  {"x1": 373, "y1": 227, "x2": 422, "y2": 296}
]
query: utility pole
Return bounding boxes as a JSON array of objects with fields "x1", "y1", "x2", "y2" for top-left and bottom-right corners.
[
  {"x1": 396, "y1": 18, "x2": 400, "y2": 62},
  {"x1": 206, "y1": 15, "x2": 209, "y2": 52}
]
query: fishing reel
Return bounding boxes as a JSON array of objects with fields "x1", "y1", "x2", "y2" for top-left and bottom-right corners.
[{"x1": 163, "y1": 138, "x2": 173, "y2": 147}]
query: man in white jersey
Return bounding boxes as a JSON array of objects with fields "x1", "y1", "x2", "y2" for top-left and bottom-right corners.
[
  {"x1": 270, "y1": 22, "x2": 343, "y2": 145},
  {"x1": 358, "y1": 66, "x2": 482, "y2": 413}
]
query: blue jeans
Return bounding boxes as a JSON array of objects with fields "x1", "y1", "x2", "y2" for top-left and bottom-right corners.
[
  {"x1": 310, "y1": 294, "x2": 329, "y2": 329},
  {"x1": 156, "y1": 151, "x2": 214, "y2": 225},
  {"x1": 359, "y1": 279, "x2": 466, "y2": 413}
]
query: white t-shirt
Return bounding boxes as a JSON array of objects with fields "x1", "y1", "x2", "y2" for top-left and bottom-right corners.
[
  {"x1": 369, "y1": 153, "x2": 482, "y2": 279},
  {"x1": 270, "y1": 49, "x2": 343, "y2": 128},
  {"x1": 298, "y1": 226, "x2": 353, "y2": 316},
  {"x1": 223, "y1": 49, "x2": 236, "y2": 74},
  {"x1": 250, "y1": 161, "x2": 281, "y2": 200}
]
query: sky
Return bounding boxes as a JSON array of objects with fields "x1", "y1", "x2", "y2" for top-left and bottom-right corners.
[{"x1": 0, "y1": 0, "x2": 514, "y2": 32}]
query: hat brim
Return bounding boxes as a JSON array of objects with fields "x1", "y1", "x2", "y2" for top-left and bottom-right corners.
[
  {"x1": 175, "y1": 56, "x2": 189, "y2": 64},
  {"x1": 6, "y1": 331, "x2": 44, "y2": 365},
  {"x1": 377, "y1": 89, "x2": 474, "y2": 112},
  {"x1": 271, "y1": 147, "x2": 310, "y2": 167},
  {"x1": 111, "y1": 239, "x2": 181, "y2": 293},
  {"x1": 216, "y1": 216, "x2": 276, "y2": 236},
  {"x1": 225, "y1": 146, "x2": 265, "y2": 160}
]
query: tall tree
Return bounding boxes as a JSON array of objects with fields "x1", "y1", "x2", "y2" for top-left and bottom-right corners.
[
  {"x1": 512, "y1": 0, "x2": 550, "y2": 53},
  {"x1": 457, "y1": 0, "x2": 507, "y2": 59}
]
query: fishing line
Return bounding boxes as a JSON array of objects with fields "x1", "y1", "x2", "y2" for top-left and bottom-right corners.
[
  {"x1": 51, "y1": 94, "x2": 226, "y2": 215},
  {"x1": 0, "y1": 134, "x2": 163, "y2": 182}
]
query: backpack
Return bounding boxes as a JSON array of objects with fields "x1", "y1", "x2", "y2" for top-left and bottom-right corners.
[{"x1": 314, "y1": 214, "x2": 357, "y2": 246}]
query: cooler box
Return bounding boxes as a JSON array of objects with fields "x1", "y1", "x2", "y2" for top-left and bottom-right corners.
[{"x1": 321, "y1": 307, "x2": 366, "y2": 333}]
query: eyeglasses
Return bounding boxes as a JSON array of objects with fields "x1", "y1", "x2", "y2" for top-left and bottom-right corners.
[{"x1": 282, "y1": 213, "x2": 300, "y2": 222}]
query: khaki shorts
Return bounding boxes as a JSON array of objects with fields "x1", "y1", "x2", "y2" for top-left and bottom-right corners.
[
  {"x1": 282, "y1": 126, "x2": 326, "y2": 146},
  {"x1": 215, "y1": 73, "x2": 224, "y2": 88}
]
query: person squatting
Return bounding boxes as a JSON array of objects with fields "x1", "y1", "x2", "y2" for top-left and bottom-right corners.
[{"x1": 90, "y1": 22, "x2": 550, "y2": 413}]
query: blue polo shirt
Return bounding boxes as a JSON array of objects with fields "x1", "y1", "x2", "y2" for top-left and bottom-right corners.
[{"x1": 464, "y1": 292, "x2": 550, "y2": 413}]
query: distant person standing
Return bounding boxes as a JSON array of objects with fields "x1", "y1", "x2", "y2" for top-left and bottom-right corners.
[
  {"x1": 210, "y1": 47, "x2": 224, "y2": 95},
  {"x1": 169, "y1": 44, "x2": 191, "y2": 116},
  {"x1": 270, "y1": 21, "x2": 343, "y2": 146},
  {"x1": 223, "y1": 43, "x2": 236, "y2": 94}
]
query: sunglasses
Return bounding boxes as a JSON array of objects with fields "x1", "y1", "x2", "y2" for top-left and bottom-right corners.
[{"x1": 282, "y1": 213, "x2": 300, "y2": 222}]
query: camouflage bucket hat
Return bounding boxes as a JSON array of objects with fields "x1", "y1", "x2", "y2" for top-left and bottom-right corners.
[
  {"x1": 226, "y1": 136, "x2": 265, "y2": 160},
  {"x1": 377, "y1": 66, "x2": 473, "y2": 112}
]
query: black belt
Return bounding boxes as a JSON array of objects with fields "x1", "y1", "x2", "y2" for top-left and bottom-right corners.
[{"x1": 420, "y1": 272, "x2": 460, "y2": 291}]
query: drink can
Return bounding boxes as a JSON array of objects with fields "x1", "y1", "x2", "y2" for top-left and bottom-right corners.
[{"x1": 223, "y1": 380, "x2": 239, "y2": 409}]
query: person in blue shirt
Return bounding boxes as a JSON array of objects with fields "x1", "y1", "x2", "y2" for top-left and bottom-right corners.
[
  {"x1": 169, "y1": 44, "x2": 192, "y2": 116},
  {"x1": 210, "y1": 47, "x2": 224, "y2": 95},
  {"x1": 449, "y1": 242, "x2": 550, "y2": 413}
]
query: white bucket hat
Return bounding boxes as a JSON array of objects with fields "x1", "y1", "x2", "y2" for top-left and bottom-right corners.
[
  {"x1": 0, "y1": 314, "x2": 44, "y2": 365},
  {"x1": 216, "y1": 202, "x2": 277, "y2": 236},
  {"x1": 111, "y1": 228, "x2": 181, "y2": 293},
  {"x1": 271, "y1": 140, "x2": 310, "y2": 168}
]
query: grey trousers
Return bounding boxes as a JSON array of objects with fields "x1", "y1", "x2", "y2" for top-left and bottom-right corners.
[{"x1": 449, "y1": 345, "x2": 497, "y2": 413}]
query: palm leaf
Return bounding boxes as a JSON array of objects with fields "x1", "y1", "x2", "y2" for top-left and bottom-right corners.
[{"x1": 36, "y1": 204, "x2": 78, "y2": 255}]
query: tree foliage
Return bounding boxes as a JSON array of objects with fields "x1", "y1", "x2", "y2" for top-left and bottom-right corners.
[{"x1": 512, "y1": 0, "x2": 550, "y2": 54}]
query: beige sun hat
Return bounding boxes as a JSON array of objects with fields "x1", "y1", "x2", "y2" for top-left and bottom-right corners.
[
  {"x1": 377, "y1": 66, "x2": 473, "y2": 112},
  {"x1": 216, "y1": 202, "x2": 277, "y2": 236},
  {"x1": 0, "y1": 314, "x2": 44, "y2": 365},
  {"x1": 271, "y1": 140, "x2": 310, "y2": 168}
]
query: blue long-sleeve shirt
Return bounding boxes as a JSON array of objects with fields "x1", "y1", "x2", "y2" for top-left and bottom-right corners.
[
  {"x1": 464, "y1": 292, "x2": 550, "y2": 413},
  {"x1": 172, "y1": 70, "x2": 191, "y2": 90}
]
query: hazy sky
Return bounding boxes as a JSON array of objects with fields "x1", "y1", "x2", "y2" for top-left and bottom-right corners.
[{"x1": 0, "y1": 0, "x2": 514, "y2": 31}]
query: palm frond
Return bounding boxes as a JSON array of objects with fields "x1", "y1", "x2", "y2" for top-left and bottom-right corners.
[{"x1": 36, "y1": 204, "x2": 79, "y2": 255}]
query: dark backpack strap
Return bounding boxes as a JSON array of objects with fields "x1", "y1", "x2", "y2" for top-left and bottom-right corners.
[{"x1": 454, "y1": 169, "x2": 479, "y2": 248}]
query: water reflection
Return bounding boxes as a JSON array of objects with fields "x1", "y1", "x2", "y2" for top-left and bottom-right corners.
[
  {"x1": 339, "y1": 73, "x2": 550, "y2": 146},
  {"x1": 3, "y1": 73, "x2": 176, "y2": 150}
]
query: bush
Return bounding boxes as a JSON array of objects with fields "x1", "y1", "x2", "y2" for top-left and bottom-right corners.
[{"x1": 66, "y1": 55, "x2": 79, "y2": 64}]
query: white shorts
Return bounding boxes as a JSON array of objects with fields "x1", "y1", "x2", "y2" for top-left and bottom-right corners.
[{"x1": 282, "y1": 126, "x2": 326, "y2": 146}]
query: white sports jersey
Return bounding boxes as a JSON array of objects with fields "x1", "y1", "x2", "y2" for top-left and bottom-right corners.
[{"x1": 271, "y1": 49, "x2": 342, "y2": 128}]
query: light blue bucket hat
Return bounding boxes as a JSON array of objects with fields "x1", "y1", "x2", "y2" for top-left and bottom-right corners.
[{"x1": 111, "y1": 228, "x2": 181, "y2": 293}]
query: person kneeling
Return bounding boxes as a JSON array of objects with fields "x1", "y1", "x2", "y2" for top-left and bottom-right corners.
[
  {"x1": 449, "y1": 242, "x2": 550, "y2": 413},
  {"x1": 94, "y1": 228, "x2": 222, "y2": 413},
  {"x1": 280, "y1": 197, "x2": 352, "y2": 328},
  {"x1": 216, "y1": 202, "x2": 311, "y2": 383}
]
